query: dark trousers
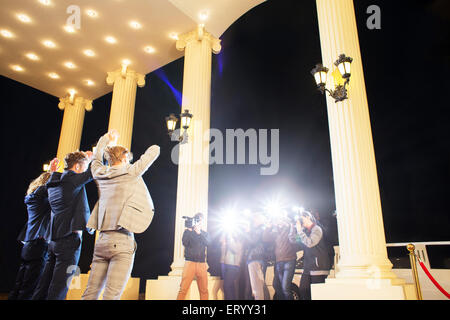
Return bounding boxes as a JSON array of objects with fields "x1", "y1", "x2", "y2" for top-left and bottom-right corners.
[
  {"x1": 32, "y1": 233, "x2": 82, "y2": 300},
  {"x1": 299, "y1": 272, "x2": 327, "y2": 300},
  {"x1": 8, "y1": 239, "x2": 48, "y2": 300},
  {"x1": 239, "y1": 258, "x2": 252, "y2": 300},
  {"x1": 275, "y1": 259, "x2": 296, "y2": 300},
  {"x1": 223, "y1": 264, "x2": 240, "y2": 300}
]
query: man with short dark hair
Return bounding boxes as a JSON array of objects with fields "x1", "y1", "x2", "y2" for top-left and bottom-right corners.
[
  {"x1": 32, "y1": 151, "x2": 94, "y2": 300},
  {"x1": 177, "y1": 213, "x2": 210, "y2": 300}
]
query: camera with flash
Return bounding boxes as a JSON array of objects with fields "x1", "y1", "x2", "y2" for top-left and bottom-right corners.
[{"x1": 182, "y1": 215, "x2": 202, "y2": 228}]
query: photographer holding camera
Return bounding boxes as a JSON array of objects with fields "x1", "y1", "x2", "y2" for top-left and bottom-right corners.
[
  {"x1": 263, "y1": 215, "x2": 299, "y2": 300},
  {"x1": 177, "y1": 213, "x2": 210, "y2": 300},
  {"x1": 289, "y1": 211, "x2": 332, "y2": 300}
]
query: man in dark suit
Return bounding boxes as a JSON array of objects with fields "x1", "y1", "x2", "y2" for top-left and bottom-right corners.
[
  {"x1": 32, "y1": 151, "x2": 94, "y2": 300},
  {"x1": 9, "y1": 159, "x2": 58, "y2": 300}
]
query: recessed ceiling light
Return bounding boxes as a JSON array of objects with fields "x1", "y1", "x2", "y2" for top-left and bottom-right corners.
[
  {"x1": 144, "y1": 46, "x2": 155, "y2": 54},
  {"x1": 64, "y1": 61, "x2": 77, "y2": 69},
  {"x1": 38, "y1": 0, "x2": 52, "y2": 6},
  {"x1": 42, "y1": 39, "x2": 56, "y2": 48},
  {"x1": 84, "y1": 79, "x2": 95, "y2": 86},
  {"x1": 83, "y1": 49, "x2": 95, "y2": 57},
  {"x1": 105, "y1": 36, "x2": 117, "y2": 44},
  {"x1": 25, "y1": 52, "x2": 40, "y2": 61},
  {"x1": 11, "y1": 65, "x2": 24, "y2": 72},
  {"x1": 17, "y1": 13, "x2": 32, "y2": 23},
  {"x1": 169, "y1": 32, "x2": 179, "y2": 40},
  {"x1": 86, "y1": 9, "x2": 98, "y2": 18},
  {"x1": 1, "y1": 29, "x2": 14, "y2": 38},
  {"x1": 198, "y1": 10, "x2": 209, "y2": 21},
  {"x1": 63, "y1": 25, "x2": 76, "y2": 33},
  {"x1": 48, "y1": 72, "x2": 60, "y2": 79},
  {"x1": 129, "y1": 21, "x2": 142, "y2": 29}
]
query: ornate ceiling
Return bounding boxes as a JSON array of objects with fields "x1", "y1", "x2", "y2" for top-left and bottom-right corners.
[{"x1": 0, "y1": 0, "x2": 264, "y2": 100}]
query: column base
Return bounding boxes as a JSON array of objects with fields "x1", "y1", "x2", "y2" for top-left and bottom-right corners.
[
  {"x1": 311, "y1": 277, "x2": 417, "y2": 300},
  {"x1": 169, "y1": 259, "x2": 187, "y2": 277},
  {"x1": 146, "y1": 275, "x2": 224, "y2": 300}
]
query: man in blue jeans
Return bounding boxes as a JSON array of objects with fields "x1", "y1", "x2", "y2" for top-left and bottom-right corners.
[
  {"x1": 263, "y1": 217, "x2": 299, "y2": 300},
  {"x1": 32, "y1": 151, "x2": 94, "y2": 300}
]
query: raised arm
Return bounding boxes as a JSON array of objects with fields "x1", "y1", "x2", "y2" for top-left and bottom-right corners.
[
  {"x1": 71, "y1": 164, "x2": 93, "y2": 187},
  {"x1": 297, "y1": 225, "x2": 323, "y2": 248},
  {"x1": 128, "y1": 145, "x2": 160, "y2": 176},
  {"x1": 90, "y1": 133, "x2": 110, "y2": 178}
]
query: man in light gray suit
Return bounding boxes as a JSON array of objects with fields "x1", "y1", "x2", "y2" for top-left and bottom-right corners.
[{"x1": 82, "y1": 129, "x2": 160, "y2": 300}]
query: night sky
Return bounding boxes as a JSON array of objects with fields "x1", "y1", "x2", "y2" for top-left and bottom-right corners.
[{"x1": 1, "y1": 0, "x2": 449, "y2": 293}]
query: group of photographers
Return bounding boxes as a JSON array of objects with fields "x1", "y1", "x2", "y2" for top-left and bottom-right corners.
[{"x1": 178, "y1": 209, "x2": 336, "y2": 300}]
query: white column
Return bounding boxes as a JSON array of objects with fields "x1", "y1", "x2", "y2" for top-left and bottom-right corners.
[
  {"x1": 312, "y1": 0, "x2": 413, "y2": 299},
  {"x1": 168, "y1": 25, "x2": 221, "y2": 276},
  {"x1": 106, "y1": 67, "x2": 145, "y2": 150},
  {"x1": 56, "y1": 95, "x2": 92, "y2": 171}
]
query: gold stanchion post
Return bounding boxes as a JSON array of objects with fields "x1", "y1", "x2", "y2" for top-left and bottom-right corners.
[{"x1": 407, "y1": 244, "x2": 423, "y2": 300}]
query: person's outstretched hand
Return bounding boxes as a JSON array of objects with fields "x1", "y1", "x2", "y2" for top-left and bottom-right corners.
[
  {"x1": 49, "y1": 157, "x2": 60, "y2": 172},
  {"x1": 108, "y1": 129, "x2": 119, "y2": 145}
]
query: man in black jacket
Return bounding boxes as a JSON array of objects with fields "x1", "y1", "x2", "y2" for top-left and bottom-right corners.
[
  {"x1": 177, "y1": 213, "x2": 210, "y2": 300},
  {"x1": 9, "y1": 159, "x2": 59, "y2": 300},
  {"x1": 32, "y1": 151, "x2": 94, "y2": 300}
]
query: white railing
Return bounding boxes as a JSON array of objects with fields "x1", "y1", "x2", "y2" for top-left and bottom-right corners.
[{"x1": 332, "y1": 241, "x2": 450, "y2": 300}]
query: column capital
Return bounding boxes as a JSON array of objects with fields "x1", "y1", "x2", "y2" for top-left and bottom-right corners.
[
  {"x1": 58, "y1": 96, "x2": 93, "y2": 112},
  {"x1": 106, "y1": 68, "x2": 146, "y2": 88},
  {"x1": 176, "y1": 25, "x2": 221, "y2": 54}
]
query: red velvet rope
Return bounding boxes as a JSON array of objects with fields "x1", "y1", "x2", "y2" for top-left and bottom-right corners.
[{"x1": 417, "y1": 258, "x2": 450, "y2": 299}]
